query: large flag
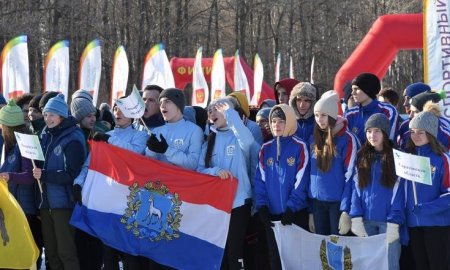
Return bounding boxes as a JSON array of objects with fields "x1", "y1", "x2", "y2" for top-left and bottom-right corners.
[
  {"x1": 424, "y1": 0, "x2": 450, "y2": 116},
  {"x1": 0, "y1": 180, "x2": 39, "y2": 269},
  {"x1": 111, "y1": 45, "x2": 129, "y2": 107},
  {"x1": 44, "y1": 40, "x2": 70, "y2": 101},
  {"x1": 250, "y1": 53, "x2": 263, "y2": 106},
  {"x1": 275, "y1": 52, "x2": 281, "y2": 83},
  {"x1": 71, "y1": 142, "x2": 237, "y2": 270},
  {"x1": 210, "y1": 49, "x2": 226, "y2": 101},
  {"x1": 191, "y1": 47, "x2": 209, "y2": 107},
  {"x1": 141, "y1": 43, "x2": 175, "y2": 90},
  {"x1": 1, "y1": 35, "x2": 30, "y2": 100},
  {"x1": 233, "y1": 50, "x2": 250, "y2": 102},
  {"x1": 79, "y1": 39, "x2": 102, "y2": 106},
  {"x1": 273, "y1": 223, "x2": 388, "y2": 269}
]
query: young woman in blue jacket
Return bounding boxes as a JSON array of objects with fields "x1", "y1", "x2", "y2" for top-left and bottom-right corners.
[
  {"x1": 309, "y1": 91, "x2": 358, "y2": 236},
  {"x1": 404, "y1": 111, "x2": 450, "y2": 270},
  {"x1": 350, "y1": 113, "x2": 404, "y2": 270}
]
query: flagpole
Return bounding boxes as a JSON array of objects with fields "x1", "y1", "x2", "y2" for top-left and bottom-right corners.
[
  {"x1": 139, "y1": 117, "x2": 152, "y2": 135},
  {"x1": 31, "y1": 159, "x2": 43, "y2": 194},
  {"x1": 412, "y1": 181, "x2": 418, "y2": 205}
]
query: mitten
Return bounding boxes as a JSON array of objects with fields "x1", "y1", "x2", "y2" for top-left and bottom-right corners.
[
  {"x1": 92, "y1": 132, "x2": 110, "y2": 143},
  {"x1": 146, "y1": 134, "x2": 169, "y2": 153},
  {"x1": 351, "y1": 217, "x2": 368, "y2": 237},
  {"x1": 73, "y1": 184, "x2": 82, "y2": 205},
  {"x1": 258, "y1": 206, "x2": 274, "y2": 228},
  {"x1": 338, "y1": 212, "x2": 351, "y2": 235},
  {"x1": 386, "y1": 222, "x2": 399, "y2": 243}
]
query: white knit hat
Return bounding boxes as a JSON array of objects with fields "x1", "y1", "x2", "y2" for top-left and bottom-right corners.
[{"x1": 313, "y1": 90, "x2": 339, "y2": 120}]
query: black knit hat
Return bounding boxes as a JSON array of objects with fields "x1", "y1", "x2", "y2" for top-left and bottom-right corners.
[
  {"x1": 29, "y1": 94, "x2": 43, "y2": 112},
  {"x1": 159, "y1": 88, "x2": 186, "y2": 113},
  {"x1": 410, "y1": 91, "x2": 442, "y2": 112},
  {"x1": 352, "y1": 73, "x2": 381, "y2": 100},
  {"x1": 39, "y1": 91, "x2": 59, "y2": 111}
]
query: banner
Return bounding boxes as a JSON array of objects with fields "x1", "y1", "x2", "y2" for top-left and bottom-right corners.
[
  {"x1": 114, "y1": 85, "x2": 145, "y2": 119},
  {"x1": 310, "y1": 55, "x2": 315, "y2": 84},
  {"x1": 250, "y1": 53, "x2": 263, "y2": 106},
  {"x1": 210, "y1": 49, "x2": 226, "y2": 101},
  {"x1": 141, "y1": 43, "x2": 175, "y2": 90},
  {"x1": 71, "y1": 142, "x2": 237, "y2": 270},
  {"x1": 1, "y1": 35, "x2": 30, "y2": 100},
  {"x1": 14, "y1": 132, "x2": 45, "y2": 161},
  {"x1": 44, "y1": 40, "x2": 70, "y2": 101},
  {"x1": 0, "y1": 180, "x2": 39, "y2": 269},
  {"x1": 393, "y1": 149, "x2": 432, "y2": 185},
  {"x1": 111, "y1": 45, "x2": 129, "y2": 107},
  {"x1": 273, "y1": 223, "x2": 388, "y2": 270},
  {"x1": 191, "y1": 47, "x2": 209, "y2": 107},
  {"x1": 79, "y1": 39, "x2": 102, "y2": 106},
  {"x1": 233, "y1": 50, "x2": 250, "y2": 102},
  {"x1": 289, "y1": 56, "x2": 294, "y2": 79},
  {"x1": 275, "y1": 52, "x2": 281, "y2": 83}
]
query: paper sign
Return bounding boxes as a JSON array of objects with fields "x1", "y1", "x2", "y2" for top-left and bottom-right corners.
[
  {"x1": 14, "y1": 132, "x2": 44, "y2": 161},
  {"x1": 114, "y1": 85, "x2": 145, "y2": 118},
  {"x1": 393, "y1": 149, "x2": 432, "y2": 185}
]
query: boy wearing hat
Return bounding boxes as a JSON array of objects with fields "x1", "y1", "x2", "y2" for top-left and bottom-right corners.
[
  {"x1": 274, "y1": 78, "x2": 300, "y2": 105},
  {"x1": 345, "y1": 73, "x2": 399, "y2": 144},
  {"x1": 145, "y1": 88, "x2": 203, "y2": 170},
  {"x1": 70, "y1": 90, "x2": 98, "y2": 139},
  {"x1": 289, "y1": 82, "x2": 318, "y2": 142},
  {"x1": 32, "y1": 94, "x2": 87, "y2": 270},
  {"x1": 136, "y1": 84, "x2": 165, "y2": 131},
  {"x1": 28, "y1": 94, "x2": 47, "y2": 137}
]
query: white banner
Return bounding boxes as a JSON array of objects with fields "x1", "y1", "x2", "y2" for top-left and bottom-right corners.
[
  {"x1": 44, "y1": 40, "x2": 70, "y2": 101},
  {"x1": 1, "y1": 35, "x2": 30, "y2": 100},
  {"x1": 191, "y1": 47, "x2": 209, "y2": 107},
  {"x1": 310, "y1": 55, "x2": 315, "y2": 84},
  {"x1": 393, "y1": 149, "x2": 432, "y2": 185},
  {"x1": 250, "y1": 53, "x2": 263, "y2": 106},
  {"x1": 14, "y1": 132, "x2": 44, "y2": 161},
  {"x1": 273, "y1": 223, "x2": 388, "y2": 270},
  {"x1": 289, "y1": 56, "x2": 294, "y2": 79},
  {"x1": 111, "y1": 45, "x2": 129, "y2": 107},
  {"x1": 114, "y1": 85, "x2": 145, "y2": 119},
  {"x1": 210, "y1": 49, "x2": 226, "y2": 101},
  {"x1": 79, "y1": 39, "x2": 102, "y2": 106},
  {"x1": 275, "y1": 52, "x2": 281, "y2": 83},
  {"x1": 141, "y1": 43, "x2": 175, "y2": 90},
  {"x1": 233, "y1": 50, "x2": 250, "y2": 102}
]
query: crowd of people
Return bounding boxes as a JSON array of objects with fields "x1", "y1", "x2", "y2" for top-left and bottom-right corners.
[{"x1": 1, "y1": 72, "x2": 449, "y2": 270}]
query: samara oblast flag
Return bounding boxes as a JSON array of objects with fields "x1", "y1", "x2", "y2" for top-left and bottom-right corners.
[{"x1": 70, "y1": 141, "x2": 237, "y2": 270}]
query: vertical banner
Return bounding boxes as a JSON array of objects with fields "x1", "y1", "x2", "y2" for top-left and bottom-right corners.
[
  {"x1": 250, "y1": 53, "x2": 264, "y2": 106},
  {"x1": 44, "y1": 40, "x2": 70, "y2": 101},
  {"x1": 1, "y1": 35, "x2": 29, "y2": 100},
  {"x1": 141, "y1": 43, "x2": 175, "y2": 90},
  {"x1": 289, "y1": 56, "x2": 295, "y2": 79},
  {"x1": 210, "y1": 49, "x2": 226, "y2": 101},
  {"x1": 191, "y1": 47, "x2": 209, "y2": 107},
  {"x1": 424, "y1": 0, "x2": 450, "y2": 117},
  {"x1": 275, "y1": 52, "x2": 281, "y2": 83},
  {"x1": 111, "y1": 45, "x2": 129, "y2": 107},
  {"x1": 79, "y1": 39, "x2": 102, "y2": 106},
  {"x1": 233, "y1": 50, "x2": 250, "y2": 102},
  {"x1": 310, "y1": 55, "x2": 315, "y2": 84}
]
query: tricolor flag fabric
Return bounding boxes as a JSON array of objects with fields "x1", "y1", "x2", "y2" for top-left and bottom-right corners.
[
  {"x1": 233, "y1": 50, "x2": 250, "y2": 102},
  {"x1": 141, "y1": 43, "x2": 175, "y2": 90},
  {"x1": 210, "y1": 49, "x2": 226, "y2": 101},
  {"x1": 71, "y1": 142, "x2": 237, "y2": 270},
  {"x1": 111, "y1": 45, "x2": 129, "y2": 107},
  {"x1": 191, "y1": 47, "x2": 209, "y2": 107},
  {"x1": 79, "y1": 39, "x2": 102, "y2": 106},
  {"x1": 250, "y1": 53, "x2": 263, "y2": 106},
  {"x1": 1, "y1": 35, "x2": 30, "y2": 100},
  {"x1": 44, "y1": 40, "x2": 70, "y2": 101}
]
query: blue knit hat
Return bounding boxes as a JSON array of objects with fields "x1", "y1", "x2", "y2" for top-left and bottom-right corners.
[
  {"x1": 405, "y1": 82, "x2": 431, "y2": 98},
  {"x1": 256, "y1": 107, "x2": 271, "y2": 120},
  {"x1": 43, "y1": 93, "x2": 68, "y2": 118}
]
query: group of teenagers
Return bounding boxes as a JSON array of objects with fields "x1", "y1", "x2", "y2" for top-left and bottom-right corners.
[{"x1": 0, "y1": 72, "x2": 449, "y2": 270}]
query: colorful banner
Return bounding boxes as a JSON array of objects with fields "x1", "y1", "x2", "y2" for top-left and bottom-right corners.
[
  {"x1": 0, "y1": 180, "x2": 39, "y2": 269},
  {"x1": 233, "y1": 50, "x2": 250, "y2": 102},
  {"x1": 393, "y1": 149, "x2": 432, "y2": 185},
  {"x1": 141, "y1": 43, "x2": 175, "y2": 90},
  {"x1": 250, "y1": 54, "x2": 263, "y2": 106},
  {"x1": 275, "y1": 52, "x2": 281, "y2": 83},
  {"x1": 114, "y1": 85, "x2": 145, "y2": 119},
  {"x1": 191, "y1": 47, "x2": 209, "y2": 107},
  {"x1": 210, "y1": 49, "x2": 226, "y2": 101},
  {"x1": 424, "y1": 0, "x2": 450, "y2": 117},
  {"x1": 79, "y1": 39, "x2": 102, "y2": 106},
  {"x1": 273, "y1": 223, "x2": 388, "y2": 269},
  {"x1": 44, "y1": 40, "x2": 70, "y2": 101},
  {"x1": 111, "y1": 45, "x2": 129, "y2": 107},
  {"x1": 0, "y1": 35, "x2": 29, "y2": 100}
]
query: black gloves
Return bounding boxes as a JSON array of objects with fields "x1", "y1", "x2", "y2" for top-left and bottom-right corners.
[
  {"x1": 258, "y1": 206, "x2": 274, "y2": 228},
  {"x1": 73, "y1": 184, "x2": 82, "y2": 205},
  {"x1": 146, "y1": 134, "x2": 168, "y2": 153},
  {"x1": 92, "y1": 132, "x2": 110, "y2": 143},
  {"x1": 281, "y1": 208, "x2": 295, "y2": 225}
]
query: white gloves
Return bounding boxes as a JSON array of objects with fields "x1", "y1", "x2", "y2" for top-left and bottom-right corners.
[
  {"x1": 386, "y1": 222, "x2": 399, "y2": 243},
  {"x1": 351, "y1": 217, "x2": 368, "y2": 237},
  {"x1": 308, "y1": 213, "x2": 315, "y2": 233},
  {"x1": 338, "y1": 212, "x2": 351, "y2": 235}
]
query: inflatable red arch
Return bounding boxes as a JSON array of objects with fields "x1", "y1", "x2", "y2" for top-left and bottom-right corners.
[
  {"x1": 334, "y1": 14, "x2": 423, "y2": 99},
  {"x1": 170, "y1": 57, "x2": 275, "y2": 106}
]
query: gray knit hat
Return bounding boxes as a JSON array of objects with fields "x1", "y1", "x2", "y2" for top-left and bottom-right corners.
[
  {"x1": 159, "y1": 88, "x2": 186, "y2": 113},
  {"x1": 70, "y1": 89, "x2": 96, "y2": 122},
  {"x1": 365, "y1": 113, "x2": 390, "y2": 136},
  {"x1": 409, "y1": 111, "x2": 439, "y2": 138},
  {"x1": 314, "y1": 90, "x2": 339, "y2": 120}
]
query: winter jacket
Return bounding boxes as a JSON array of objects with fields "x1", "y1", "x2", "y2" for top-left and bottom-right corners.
[{"x1": 295, "y1": 116, "x2": 315, "y2": 143}]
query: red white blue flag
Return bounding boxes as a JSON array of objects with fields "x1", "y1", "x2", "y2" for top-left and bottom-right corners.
[{"x1": 71, "y1": 142, "x2": 237, "y2": 269}]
